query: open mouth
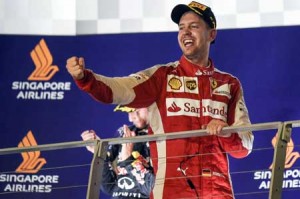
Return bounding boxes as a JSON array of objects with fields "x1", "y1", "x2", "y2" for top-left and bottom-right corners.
[{"x1": 183, "y1": 39, "x2": 193, "y2": 47}]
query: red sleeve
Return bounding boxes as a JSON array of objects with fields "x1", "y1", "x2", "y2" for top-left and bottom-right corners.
[
  {"x1": 75, "y1": 69, "x2": 113, "y2": 103},
  {"x1": 219, "y1": 77, "x2": 253, "y2": 158},
  {"x1": 218, "y1": 133, "x2": 250, "y2": 158}
]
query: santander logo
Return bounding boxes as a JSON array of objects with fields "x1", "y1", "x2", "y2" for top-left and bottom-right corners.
[
  {"x1": 166, "y1": 98, "x2": 227, "y2": 121},
  {"x1": 167, "y1": 102, "x2": 181, "y2": 112}
]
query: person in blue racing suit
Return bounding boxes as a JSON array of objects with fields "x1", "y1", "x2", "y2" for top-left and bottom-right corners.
[{"x1": 81, "y1": 105, "x2": 155, "y2": 198}]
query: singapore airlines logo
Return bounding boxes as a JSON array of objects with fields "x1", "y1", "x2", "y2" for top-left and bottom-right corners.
[
  {"x1": 0, "y1": 131, "x2": 60, "y2": 193},
  {"x1": 15, "y1": 131, "x2": 46, "y2": 173},
  {"x1": 269, "y1": 133, "x2": 300, "y2": 169},
  {"x1": 253, "y1": 133, "x2": 300, "y2": 190},
  {"x1": 11, "y1": 38, "x2": 71, "y2": 100},
  {"x1": 28, "y1": 39, "x2": 59, "y2": 81}
]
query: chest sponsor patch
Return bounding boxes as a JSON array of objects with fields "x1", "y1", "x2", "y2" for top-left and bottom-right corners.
[
  {"x1": 166, "y1": 98, "x2": 200, "y2": 117},
  {"x1": 117, "y1": 176, "x2": 135, "y2": 190},
  {"x1": 167, "y1": 75, "x2": 199, "y2": 94},
  {"x1": 166, "y1": 98, "x2": 228, "y2": 121}
]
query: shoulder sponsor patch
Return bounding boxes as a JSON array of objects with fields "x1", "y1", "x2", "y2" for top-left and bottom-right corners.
[
  {"x1": 130, "y1": 73, "x2": 149, "y2": 81},
  {"x1": 212, "y1": 84, "x2": 231, "y2": 99}
]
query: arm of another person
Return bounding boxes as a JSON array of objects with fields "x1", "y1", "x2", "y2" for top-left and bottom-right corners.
[
  {"x1": 118, "y1": 125, "x2": 135, "y2": 162},
  {"x1": 81, "y1": 130, "x2": 100, "y2": 153},
  {"x1": 80, "y1": 129, "x2": 120, "y2": 195},
  {"x1": 118, "y1": 126, "x2": 155, "y2": 196}
]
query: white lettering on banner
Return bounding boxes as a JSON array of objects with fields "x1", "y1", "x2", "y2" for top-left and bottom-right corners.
[
  {"x1": 16, "y1": 91, "x2": 64, "y2": 100},
  {"x1": 284, "y1": 169, "x2": 300, "y2": 178},
  {"x1": 11, "y1": 81, "x2": 71, "y2": 100},
  {"x1": 254, "y1": 170, "x2": 272, "y2": 180},
  {"x1": 4, "y1": 184, "x2": 52, "y2": 193},
  {"x1": 12, "y1": 82, "x2": 71, "y2": 90},
  {"x1": 253, "y1": 169, "x2": 300, "y2": 189},
  {"x1": 0, "y1": 174, "x2": 59, "y2": 183},
  {"x1": 166, "y1": 98, "x2": 228, "y2": 120},
  {"x1": 0, "y1": 174, "x2": 59, "y2": 193},
  {"x1": 258, "y1": 179, "x2": 300, "y2": 189}
]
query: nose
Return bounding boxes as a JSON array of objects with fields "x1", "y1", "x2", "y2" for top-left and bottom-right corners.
[{"x1": 182, "y1": 27, "x2": 192, "y2": 36}]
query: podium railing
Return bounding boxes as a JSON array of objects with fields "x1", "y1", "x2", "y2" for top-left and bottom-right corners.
[{"x1": 1, "y1": 120, "x2": 300, "y2": 199}]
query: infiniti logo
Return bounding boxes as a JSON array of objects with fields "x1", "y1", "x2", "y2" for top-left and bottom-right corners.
[{"x1": 118, "y1": 176, "x2": 135, "y2": 190}]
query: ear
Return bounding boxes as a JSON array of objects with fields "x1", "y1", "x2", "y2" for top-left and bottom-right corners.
[{"x1": 210, "y1": 29, "x2": 217, "y2": 42}]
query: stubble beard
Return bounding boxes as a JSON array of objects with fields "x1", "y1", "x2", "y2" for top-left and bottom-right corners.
[{"x1": 183, "y1": 48, "x2": 201, "y2": 62}]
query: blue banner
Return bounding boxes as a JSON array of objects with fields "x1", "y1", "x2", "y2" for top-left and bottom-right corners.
[{"x1": 1, "y1": 25, "x2": 300, "y2": 198}]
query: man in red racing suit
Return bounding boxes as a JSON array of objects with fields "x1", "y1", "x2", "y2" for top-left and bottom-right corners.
[{"x1": 66, "y1": 1, "x2": 254, "y2": 198}]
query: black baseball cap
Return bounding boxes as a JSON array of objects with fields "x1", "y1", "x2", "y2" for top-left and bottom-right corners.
[{"x1": 171, "y1": 1, "x2": 217, "y2": 29}]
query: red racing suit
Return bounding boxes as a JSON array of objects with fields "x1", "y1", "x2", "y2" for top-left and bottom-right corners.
[{"x1": 75, "y1": 56, "x2": 254, "y2": 199}]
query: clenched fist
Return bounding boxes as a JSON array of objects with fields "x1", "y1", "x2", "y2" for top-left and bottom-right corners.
[
  {"x1": 81, "y1": 130, "x2": 100, "y2": 153},
  {"x1": 66, "y1": 56, "x2": 85, "y2": 80}
]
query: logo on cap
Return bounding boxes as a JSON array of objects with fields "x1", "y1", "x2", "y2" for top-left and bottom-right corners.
[
  {"x1": 188, "y1": 1, "x2": 208, "y2": 12},
  {"x1": 171, "y1": 1, "x2": 216, "y2": 29}
]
